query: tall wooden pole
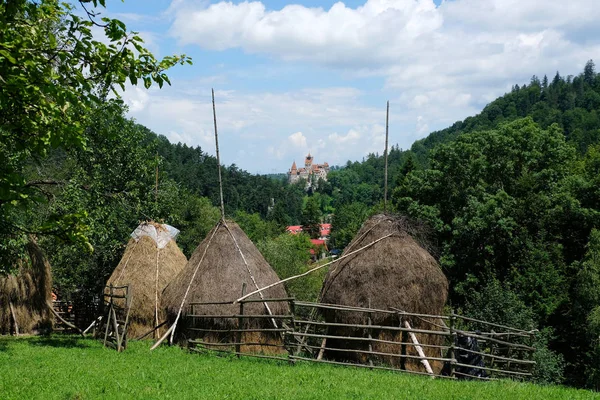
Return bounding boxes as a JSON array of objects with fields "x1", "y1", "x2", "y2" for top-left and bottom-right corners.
[
  {"x1": 384, "y1": 100, "x2": 389, "y2": 212},
  {"x1": 155, "y1": 152, "x2": 159, "y2": 204},
  {"x1": 212, "y1": 88, "x2": 225, "y2": 220}
]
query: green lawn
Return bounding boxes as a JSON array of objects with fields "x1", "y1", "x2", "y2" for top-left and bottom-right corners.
[{"x1": 0, "y1": 335, "x2": 597, "y2": 399}]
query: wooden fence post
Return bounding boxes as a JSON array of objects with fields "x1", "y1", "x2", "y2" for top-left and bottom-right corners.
[
  {"x1": 236, "y1": 283, "x2": 246, "y2": 358},
  {"x1": 103, "y1": 284, "x2": 113, "y2": 347},
  {"x1": 367, "y1": 299, "x2": 374, "y2": 369},
  {"x1": 399, "y1": 312, "x2": 407, "y2": 370},
  {"x1": 449, "y1": 310, "x2": 456, "y2": 379},
  {"x1": 288, "y1": 298, "x2": 296, "y2": 365}
]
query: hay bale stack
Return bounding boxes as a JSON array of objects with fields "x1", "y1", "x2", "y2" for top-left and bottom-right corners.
[
  {"x1": 319, "y1": 214, "x2": 448, "y2": 373},
  {"x1": 106, "y1": 222, "x2": 187, "y2": 338},
  {"x1": 0, "y1": 237, "x2": 52, "y2": 335},
  {"x1": 162, "y1": 220, "x2": 288, "y2": 352}
]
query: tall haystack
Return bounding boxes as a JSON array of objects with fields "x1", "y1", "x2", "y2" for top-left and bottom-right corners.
[
  {"x1": 162, "y1": 219, "x2": 288, "y2": 351},
  {"x1": 106, "y1": 222, "x2": 187, "y2": 338},
  {"x1": 0, "y1": 237, "x2": 52, "y2": 335},
  {"x1": 319, "y1": 214, "x2": 449, "y2": 372}
]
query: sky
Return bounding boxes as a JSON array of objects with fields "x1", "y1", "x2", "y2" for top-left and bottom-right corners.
[{"x1": 93, "y1": 0, "x2": 600, "y2": 174}]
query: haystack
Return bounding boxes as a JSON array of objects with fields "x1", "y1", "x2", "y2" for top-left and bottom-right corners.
[
  {"x1": 162, "y1": 219, "x2": 288, "y2": 352},
  {"x1": 319, "y1": 214, "x2": 449, "y2": 372},
  {"x1": 106, "y1": 222, "x2": 187, "y2": 338},
  {"x1": 0, "y1": 237, "x2": 52, "y2": 335}
]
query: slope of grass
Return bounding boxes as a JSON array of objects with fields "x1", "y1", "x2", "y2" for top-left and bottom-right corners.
[{"x1": 0, "y1": 335, "x2": 597, "y2": 399}]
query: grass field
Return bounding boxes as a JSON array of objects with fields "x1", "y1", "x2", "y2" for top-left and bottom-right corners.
[{"x1": 0, "y1": 335, "x2": 598, "y2": 399}]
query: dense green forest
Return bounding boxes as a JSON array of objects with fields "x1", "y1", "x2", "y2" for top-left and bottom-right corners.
[{"x1": 1, "y1": 0, "x2": 600, "y2": 390}]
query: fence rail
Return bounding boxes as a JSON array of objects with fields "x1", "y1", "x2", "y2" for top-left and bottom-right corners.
[{"x1": 184, "y1": 294, "x2": 536, "y2": 381}]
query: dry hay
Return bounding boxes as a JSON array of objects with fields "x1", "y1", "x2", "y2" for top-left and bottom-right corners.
[
  {"x1": 162, "y1": 220, "x2": 288, "y2": 353},
  {"x1": 106, "y1": 229, "x2": 187, "y2": 338},
  {"x1": 0, "y1": 237, "x2": 52, "y2": 335},
  {"x1": 319, "y1": 213, "x2": 449, "y2": 373}
]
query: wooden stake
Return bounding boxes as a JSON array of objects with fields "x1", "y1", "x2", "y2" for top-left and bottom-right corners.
[
  {"x1": 236, "y1": 233, "x2": 393, "y2": 303},
  {"x1": 212, "y1": 88, "x2": 225, "y2": 220},
  {"x1": 317, "y1": 338, "x2": 327, "y2": 360},
  {"x1": 155, "y1": 248, "x2": 160, "y2": 339},
  {"x1": 155, "y1": 151, "x2": 159, "y2": 204},
  {"x1": 236, "y1": 283, "x2": 246, "y2": 358},
  {"x1": 83, "y1": 316, "x2": 101, "y2": 335},
  {"x1": 367, "y1": 298, "x2": 374, "y2": 368},
  {"x1": 135, "y1": 320, "x2": 168, "y2": 341},
  {"x1": 384, "y1": 100, "x2": 389, "y2": 212},
  {"x1": 9, "y1": 301, "x2": 19, "y2": 336},
  {"x1": 404, "y1": 319, "x2": 434, "y2": 377}
]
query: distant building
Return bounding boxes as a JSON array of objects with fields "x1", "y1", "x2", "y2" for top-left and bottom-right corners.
[
  {"x1": 288, "y1": 153, "x2": 330, "y2": 185},
  {"x1": 287, "y1": 223, "x2": 331, "y2": 241}
]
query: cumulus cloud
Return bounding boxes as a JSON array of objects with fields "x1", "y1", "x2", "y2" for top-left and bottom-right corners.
[
  {"x1": 288, "y1": 132, "x2": 308, "y2": 148},
  {"x1": 120, "y1": 0, "x2": 600, "y2": 173},
  {"x1": 120, "y1": 82, "x2": 395, "y2": 172},
  {"x1": 168, "y1": 0, "x2": 600, "y2": 107}
]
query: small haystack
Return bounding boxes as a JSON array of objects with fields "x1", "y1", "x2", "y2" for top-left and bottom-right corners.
[
  {"x1": 162, "y1": 219, "x2": 288, "y2": 351},
  {"x1": 106, "y1": 222, "x2": 187, "y2": 338},
  {"x1": 319, "y1": 214, "x2": 449, "y2": 372},
  {"x1": 0, "y1": 237, "x2": 52, "y2": 335}
]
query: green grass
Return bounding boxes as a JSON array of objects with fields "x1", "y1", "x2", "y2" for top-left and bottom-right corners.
[{"x1": 0, "y1": 335, "x2": 597, "y2": 399}]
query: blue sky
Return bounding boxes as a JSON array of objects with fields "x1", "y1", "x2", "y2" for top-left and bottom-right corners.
[{"x1": 94, "y1": 0, "x2": 599, "y2": 174}]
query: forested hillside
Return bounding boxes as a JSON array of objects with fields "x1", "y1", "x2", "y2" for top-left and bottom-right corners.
[{"x1": 1, "y1": 2, "x2": 599, "y2": 386}]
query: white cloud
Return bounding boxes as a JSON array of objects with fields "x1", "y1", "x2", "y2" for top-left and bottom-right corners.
[
  {"x1": 288, "y1": 131, "x2": 308, "y2": 148},
  {"x1": 168, "y1": 0, "x2": 600, "y2": 116},
  {"x1": 329, "y1": 129, "x2": 361, "y2": 145},
  {"x1": 117, "y1": 0, "x2": 600, "y2": 173},
  {"x1": 120, "y1": 82, "x2": 396, "y2": 171}
]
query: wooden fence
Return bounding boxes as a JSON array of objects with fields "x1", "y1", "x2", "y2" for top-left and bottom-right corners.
[{"x1": 185, "y1": 297, "x2": 537, "y2": 381}]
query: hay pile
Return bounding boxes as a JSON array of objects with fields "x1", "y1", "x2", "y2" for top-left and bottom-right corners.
[
  {"x1": 106, "y1": 222, "x2": 187, "y2": 338},
  {"x1": 162, "y1": 220, "x2": 288, "y2": 351},
  {"x1": 0, "y1": 237, "x2": 52, "y2": 335},
  {"x1": 319, "y1": 214, "x2": 448, "y2": 372}
]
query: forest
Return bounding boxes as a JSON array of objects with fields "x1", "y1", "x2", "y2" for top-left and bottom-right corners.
[{"x1": 1, "y1": 0, "x2": 599, "y2": 390}]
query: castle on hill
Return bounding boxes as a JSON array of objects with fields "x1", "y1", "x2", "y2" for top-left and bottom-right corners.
[{"x1": 287, "y1": 153, "x2": 330, "y2": 185}]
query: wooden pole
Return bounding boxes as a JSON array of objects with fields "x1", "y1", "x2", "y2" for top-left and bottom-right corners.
[
  {"x1": 9, "y1": 301, "x2": 19, "y2": 336},
  {"x1": 135, "y1": 321, "x2": 168, "y2": 341},
  {"x1": 449, "y1": 310, "x2": 456, "y2": 379},
  {"x1": 236, "y1": 283, "x2": 246, "y2": 358},
  {"x1": 404, "y1": 319, "x2": 434, "y2": 377},
  {"x1": 317, "y1": 338, "x2": 327, "y2": 361},
  {"x1": 155, "y1": 151, "x2": 159, "y2": 204},
  {"x1": 384, "y1": 100, "x2": 389, "y2": 212},
  {"x1": 367, "y1": 298, "x2": 374, "y2": 369},
  {"x1": 212, "y1": 88, "x2": 225, "y2": 220},
  {"x1": 83, "y1": 316, "x2": 101, "y2": 335},
  {"x1": 155, "y1": 248, "x2": 160, "y2": 339},
  {"x1": 122, "y1": 289, "x2": 132, "y2": 350},
  {"x1": 104, "y1": 285, "x2": 113, "y2": 346},
  {"x1": 400, "y1": 313, "x2": 407, "y2": 370},
  {"x1": 236, "y1": 233, "x2": 393, "y2": 303}
]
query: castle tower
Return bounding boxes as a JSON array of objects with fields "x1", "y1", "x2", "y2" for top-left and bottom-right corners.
[{"x1": 305, "y1": 152, "x2": 313, "y2": 169}]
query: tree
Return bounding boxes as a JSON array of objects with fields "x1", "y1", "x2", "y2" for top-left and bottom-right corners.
[
  {"x1": 584, "y1": 60, "x2": 596, "y2": 86},
  {"x1": 301, "y1": 197, "x2": 322, "y2": 239},
  {"x1": 0, "y1": 0, "x2": 190, "y2": 250},
  {"x1": 330, "y1": 202, "x2": 370, "y2": 250},
  {"x1": 257, "y1": 233, "x2": 322, "y2": 303}
]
